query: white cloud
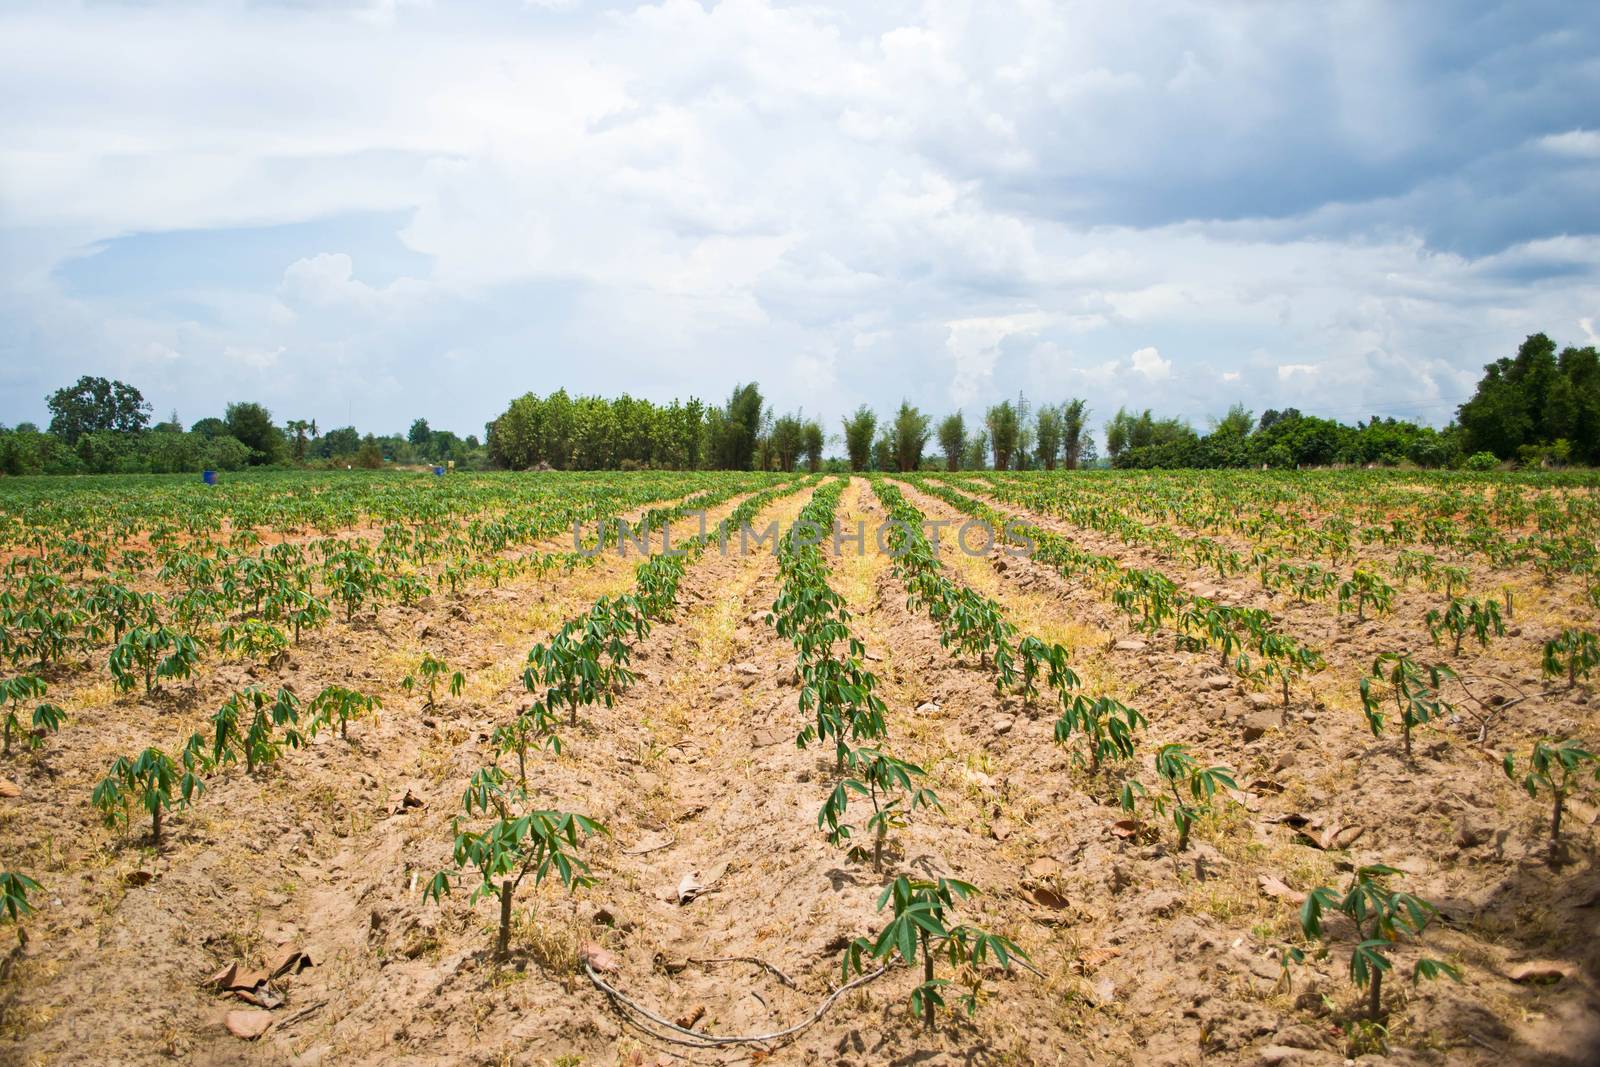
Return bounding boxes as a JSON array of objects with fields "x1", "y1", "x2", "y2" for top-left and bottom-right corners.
[
  {"x1": 1130, "y1": 346, "x2": 1172, "y2": 379},
  {"x1": 944, "y1": 312, "x2": 1051, "y2": 405},
  {"x1": 1538, "y1": 130, "x2": 1600, "y2": 158},
  {"x1": 280, "y1": 253, "x2": 375, "y2": 309},
  {"x1": 0, "y1": 0, "x2": 1595, "y2": 439},
  {"x1": 223, "y1": 344, "x2": 285, "y2": 370}
]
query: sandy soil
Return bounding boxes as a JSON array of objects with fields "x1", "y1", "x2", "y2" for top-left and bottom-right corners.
[{"x1": 1, "y1": 475, "x2": 1597, "y2": 1067}]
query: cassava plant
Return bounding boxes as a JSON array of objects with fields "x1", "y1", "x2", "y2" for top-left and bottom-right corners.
[
  {"x1": 524, "y1": 596, "x2": 648, "y2": 726},
  {"x1": 403, "y1": 653, "x2": 464, "y2": 708},
  {"x1": 0, "y1": 870, "x2": 42, "y2": 946},
  {"x1": 1053, "y1": 694, "x2": 1145, "y2": 775},
  {"x1": 1503, "y1": 738, "x2": 1598, "y2": 855},
  {"x1": 108, "y1": 625, "x2": 203, "y2": 694},
  {"x1": 0, "y1": 675, "x2": 64, "y2": 756},
  {"x1": 1288, "y1": 865, "x2": 1461, "y2": 1021},
  {"x1": 1359, "y1": 654, "x2": 1458, "y2": 762},
  {"x1": 1338, "y1": 569, "x2": 1394, "y2": 622},
  {"x1": 1424, "y1": 597, "x2": 1504, "y2": 656},
  {"x1": 1542, "y1": 628, "x2": 1600, "y2": 689},
  {"x1": 423, "y1": 766, "x2": 605, "y2": 961},
  {"x1": 91, "y1": 744, "x2": 207, "y2": 849},
  {"x1": 1252, "y1": 630, "x2": 1325, "y2": 721},
  {"x1": 1120, "y1": 743, "x2": 1236, "y2": 851},
  {"x1": 218, "y1": 618, "x2": 290, "y2": 663},
  {"x1": 492, "y1": 702, "x2": 563, "y2": 786},
  {"x1": 309, "y1": 685, "x2": 382, "y2": 739},
  {"x1": 210, "y1": 687, "x2": 305, "y2": 773},
  {"x1": 818, "y1": 746, "x2": 942, "y2": 872},
  {"x1": 841, "y1": 876, "x2": 1027, "y2": 1031},
  {"x1": 1015, "y1": 636, "x2": 1079, "y2": 708}
]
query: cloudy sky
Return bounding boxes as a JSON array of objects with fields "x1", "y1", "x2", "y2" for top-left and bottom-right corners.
[{"x1": 2, "y1": 0, "x2": 1597, "y2": 443}]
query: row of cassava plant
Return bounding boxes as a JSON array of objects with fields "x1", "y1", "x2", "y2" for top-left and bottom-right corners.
[
  {"x1": 765, "y1": 479, "x2": 1029, "y2": 1029},
  {"x1": 896, "y1": 477, "x2": 1245, "y2": 852},
  {"x1": 427, "y1": 477, "x2": 820, "y2": 961},
  {"x1": 871, "y1": 479, "x2": 1078, "y2": 706},
  {"x1": 909, "y1": 476, "x2": 1325, "y2": 713},
  {"x1": 90, "y1": 683, "x2": 381, "y2": 848}
]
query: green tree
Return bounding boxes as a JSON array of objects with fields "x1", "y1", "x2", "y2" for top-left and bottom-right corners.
[
  {"x1": 710, "y1": 383, "x2": 764, "y2": 470},
  {"x1": 1062, "y1": 398, "x2": 1089, "y2": 468},
  {"x1": 355, "y1": 436, "x2": 384, "y2": 469},
  {"x1": 285, "y1": 419, "x2": 313, "y2": 462},
  {"x1": 46, "y1": 376, "x2": 151, "y2": 442},
  {"x1": 937, "y1": 412, "x2": 965, "y2": 471},
  {"x1": 224, "y1": 402, "x2": 285, "y2": 465},
  {"x1": 1212, "y1": 403, "x2": 1254, "y2": 439},
  {"x1": 408, "y1": 418, "x2": 431, "y2": 447},
  {"x1": 801, "y1": 419, "x2": 825, "y2": 472},
  {"x1": 1035, "y1": 404, "x2": 1062, "y2": 470},
  {"x1": 986, "y1": 401, "x2": 1019, "y2": 471},
  {"x1": 842, "y1": 405, "x2": 877, "y2": 472},
  {"x1": 891, "y1": 401, "x2": 931, "y2": 472},
  {"x1": 1104, "y1": 407, "x2": 1132, "y2": 462},
  {"x1": 190, "y1": 417, "x2": 227, "y2": 439},
  {"x1": 962, "y1": 429, "x2": 989, "y2": 471},
  {"x1": 769, "y1": 413, "x2": 805, "y2": 472},
  {"x1": 314, "y1": 425, "x2": 360, "y2": 460}
]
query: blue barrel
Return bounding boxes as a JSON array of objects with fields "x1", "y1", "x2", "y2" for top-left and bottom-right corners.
[
  {"x1": 433, "y1": 466, "x2": 445, "y2": 476},
  {"x1": 202, "y1": 470, "x2": 217, "y2": 485}
]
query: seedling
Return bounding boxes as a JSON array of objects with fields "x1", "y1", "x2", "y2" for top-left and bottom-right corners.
[
  {"x1": 1053, "y1": 694, "x2": 1145, "y2": 775},
  {"x1": 309, "y1": 685, "x2": 382, "y2": 740},
  {"x1": 403, "y1": 654, "x2": 465, "y2": 708},
  {"x1": 210, "y1": 687, "x2": 305, "y2": 773},
  {"x1": 423, "y1": 766, "x2": 605, "y2": 960},
  {"x1": 1438, "y1": 565, "x2": 1470, "y2": 600},
  {"x1": 841, "y1": 876, "x2": 1027, "y2": 1030},
  {"x1": 1289, "y1": 865, "x2": 1460, "y2": 1020},
  {"x1": 92, "y1": 745, "x2": 206, "y2": 849},
  {"x1": 1424, "y1": 597, "x2": 1504, "y2": 656},
  {"x1": 1542, "y1": 629, "x2": 1600, "y2": 689},
  {"x1": 1252, "y1": 630, "x2": 1325, "y2": 719},
  {"x1": 0, "y1": 871, "x2": 41, "y2": 946},
  {"x1": 1280, "y1": 563, "x2": 1336, "y2": 604},
  {"x1": 1121, "y1": 743, "x2": 1235, "y2": 851},
  {"x1": 1338, "y1": 569, "x2": 1394, "y2": 622},
  {"x1": 492, "y1": 702, "x2": 564, "y2": 786},
  {"x1": 818, "y1": 746, "x2": 942, "y2": 872},
  {"x1": 1390, "y1": 551, "x2": 1435, "y2": 589},
  {"x1": 1015, "y1": 636, "x2": 1078, "y2": 708},
  {"x1": 108, "y1": 625, "x2": 203, "y2": 694},
  {"x1": 0, "y1": 675, "x2": 64, "y2": 756},
  {"x1": 1503, "y1": 739, "x2": 1598, "y2": 854},
  {"x1": 1359, "y1": 654, "x2": 1457, "y2": 762},
  {"x1": 218, "y1": 619, "x2": 290, "y2": 663},
  {"x1": 525, "y1": 596, "x2": 647, "y2": 726},
  {"x1": 327, "y1": 548, "x2": 388, "y2": 621}
]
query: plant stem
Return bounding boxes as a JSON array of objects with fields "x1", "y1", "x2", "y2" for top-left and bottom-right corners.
[
  {"x1": 497, "y1": 880, "x2": 513, "y2": 960},
  {"x1": 921, "y1": 930, "x2": 934, "y2": 1031},
  {"x1": 1368, "y1": 967, "x2": 1382, "y2": 1019}
]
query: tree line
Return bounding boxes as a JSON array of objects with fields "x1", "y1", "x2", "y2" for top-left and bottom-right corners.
[
  {"x1": 1108, "y1": 333, "x2": 1600, "y2": 471},
  {"x1": 0, "y1": 376, "x2": 487, "y2": 476},
  {"x1": 483, "y1": 385, "x2": 1097, "y2": 473},
  {"x1": 5, "y1": 332, "x2": 1594, "y2": 476}
]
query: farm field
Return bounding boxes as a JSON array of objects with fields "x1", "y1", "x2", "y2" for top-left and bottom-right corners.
[{"x1": 0, "y1": 468, "x2": 1598, "y2": 1066}]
